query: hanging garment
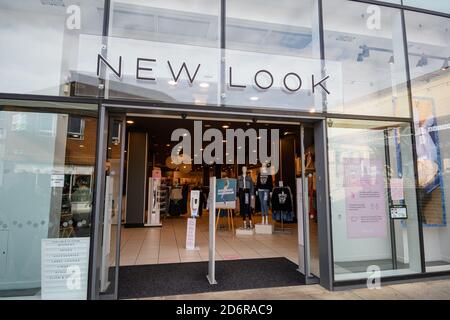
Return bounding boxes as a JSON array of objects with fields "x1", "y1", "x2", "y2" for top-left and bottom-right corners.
[
  {"x1": 271, "y1": 186, "x2": 294, "y2": 222},
  {"x1": 271, "y1": 187, "x2": 293, "y2": 212},
  {"x1": 256, "y1": 173, "x2": 273, "y2": 191},
  {"x1": 181, "y1": 184, "x2": 189, "y2": 214},
  {"x1": 170, "y1": 187, "x2": 183, "y2": 201},
  {"x1": 169, "y1": 187, "x2": 183, "y2": 216}
]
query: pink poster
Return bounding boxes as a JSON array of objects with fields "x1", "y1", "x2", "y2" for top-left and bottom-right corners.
[
  {"x1": 390, "y1": 178, "x2": 404, "y2": 201},
  {"x1": 344, "y1": 158, "x2": 387, "y2": 239}
]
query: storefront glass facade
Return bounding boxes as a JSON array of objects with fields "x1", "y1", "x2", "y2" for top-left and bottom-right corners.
[
  {"x1": 0, "y1": 0, "x2": 450, "y2": 299},
  {"x1": 0, "y1": 100, "x2": 98, "y2": 299}
]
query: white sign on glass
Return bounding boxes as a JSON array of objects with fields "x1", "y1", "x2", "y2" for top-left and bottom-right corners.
[
  {"x1": 41, "y1": 237, "x2": 90, "y2": 300},
  {"x1": 50, "y1": 174, "x2": 65, "y2": 188}
]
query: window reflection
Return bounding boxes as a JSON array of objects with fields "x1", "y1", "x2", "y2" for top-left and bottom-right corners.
[
  {"x1": 0, "y1": 103, "x2": 97, "y2": 299},
  {"x1": 323, "y1": 0, "x2": 410, "y2": 117},
  {"x1": 405, "y1": 11, "x2": 450, "y2": 272}
]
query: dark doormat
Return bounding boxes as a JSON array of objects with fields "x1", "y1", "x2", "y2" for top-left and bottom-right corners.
[{"x1": 118, "y1": 257, "x2": 305, "y2": 299}]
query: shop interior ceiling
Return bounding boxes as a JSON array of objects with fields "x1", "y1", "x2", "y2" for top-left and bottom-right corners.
[{"x1": 125, "y1": 116, "x2": 302, "y2": 171}]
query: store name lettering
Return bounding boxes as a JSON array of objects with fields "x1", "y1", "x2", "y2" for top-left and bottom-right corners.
[{"x1": 96, "y1": 54, "x2": 330, "y2": 94}]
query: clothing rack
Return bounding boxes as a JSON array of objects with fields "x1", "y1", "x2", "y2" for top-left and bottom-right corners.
[{"x1": 272, "y1": 186, "x2": 294, "y2": 234}]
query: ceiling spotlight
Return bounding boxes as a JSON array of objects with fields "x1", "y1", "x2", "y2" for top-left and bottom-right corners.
[
  {"x1": 416, "y1": 54, "x2": 428, "y2": 68},
  {"x1": 250, "y1": 96, "x2": 259, "y2": 101},
  {"x1": 222, "y1": 125, "x2": 230, "y2": 129},
  {"x1": 199, "y1": 82, "x2": 209, "y2": 88},
  {"x1": 388, "y1": 55, "x2": 395, "y2": 64},
  {"x1": 441, "y1": 58, "x2": 449, "y2": 71},
  {"x1": 126, "y1": 120, "x2": 134, "y2": 124}
]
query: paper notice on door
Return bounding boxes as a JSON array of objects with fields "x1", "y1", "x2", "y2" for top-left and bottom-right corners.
[
  {"x1": 344, "y1": 158, "x2": 387, "y2": 239},
  {"x1": 50, "y1": 174, "x2": 64, "y2": 188}
]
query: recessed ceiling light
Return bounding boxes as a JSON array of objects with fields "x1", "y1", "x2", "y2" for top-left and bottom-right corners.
[
  {"x1": 222, "y1": 125, "x2": 230, "y2": 129},
  {"x1": 79, "y1": 145, "x2": 85, "y2": 148},
  {"x1": 166, "y1": 144, "x2": 170, "y2": 147},
  {"x1": 199, "y1": 82, "x2": 209, "y2": 88},
  {"x1": 126, "y1": 120, "x2": 134, "y2": 124},
  {"x1": 250, "y1": 96, "x2": 259, "y2": 101}
]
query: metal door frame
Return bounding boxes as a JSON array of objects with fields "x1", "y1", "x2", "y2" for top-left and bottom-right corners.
[
  {"x1": 89, "y1": 104, "x2": 334, "y2": 298},
  {"x1": 90, "y1": 106, "x2": 127, "y2": 300}
]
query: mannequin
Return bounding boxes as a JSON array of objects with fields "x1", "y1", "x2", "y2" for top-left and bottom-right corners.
[
  {"x1": 237, "y1": 166, "x2": 254, "y2": 229},
  {"x1": 256, "y1": 163, "x2": 273, "y2": 225}
]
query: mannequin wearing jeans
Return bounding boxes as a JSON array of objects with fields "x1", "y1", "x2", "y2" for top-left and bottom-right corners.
[
  {"x1": 237, "y1": 166, "x2": 254, "y2": 229},
  {"x1": 256, "y1": 165, "x2": 273, "y2": 224}
]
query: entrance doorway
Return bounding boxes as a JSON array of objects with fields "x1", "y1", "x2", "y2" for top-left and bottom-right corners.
[{"x1": 96, "y1": 111, "x2": 322, "y2": 299}]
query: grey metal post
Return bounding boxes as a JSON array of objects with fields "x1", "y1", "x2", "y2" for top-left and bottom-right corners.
[{"x1": 207, "y1": 176, "x2": 217, "y2": 285}]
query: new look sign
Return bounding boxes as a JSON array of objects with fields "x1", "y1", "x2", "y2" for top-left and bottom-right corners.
[{"x1": 78, "y1": 35, "x2": 342, "y2": 111}]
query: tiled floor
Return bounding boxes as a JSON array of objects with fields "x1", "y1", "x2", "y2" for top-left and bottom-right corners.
[
  {"x1": 115, "y1": 211, "x2": 309, "y2": 266},
  {"x1": 142, "y1": 278, "x2": 450, "y2": 300}
]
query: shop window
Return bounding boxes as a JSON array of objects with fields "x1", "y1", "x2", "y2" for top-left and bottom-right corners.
[
  {"x1": 68, "y1": 116, "x2": 85, "y2": 140},
  {"x1": 328, "y1": 119, "x2": 422, "y2": 282},
  {"x1": 322, "y1": 0, "x2": 410, "y2": 118},
  {"x1": 403, "y1": 0, "x2": 450, "y2": 14},
  {"x1": 405, "y1": 11, "x2": 450, "y2": 272},
  {"x1": 0, "y1": 101, "x2": 98, "y2": 299}
]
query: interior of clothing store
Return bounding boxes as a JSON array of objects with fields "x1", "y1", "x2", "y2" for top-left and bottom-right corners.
[{"x1": 108, "y1": 116, "x2": 319, "y2": 272}]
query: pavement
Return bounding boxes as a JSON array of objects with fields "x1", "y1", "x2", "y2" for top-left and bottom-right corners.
[{"x1": 140, "y1": 278, "x2": 450, "y2": 300}]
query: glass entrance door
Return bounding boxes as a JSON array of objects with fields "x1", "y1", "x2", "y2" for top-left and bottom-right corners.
[
  {"x1": 297, "y1": 124, "x2": 321, "y2": 282},
  {"x1": 98, "y1": 113, "x2": 126, "y2": 299}
]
